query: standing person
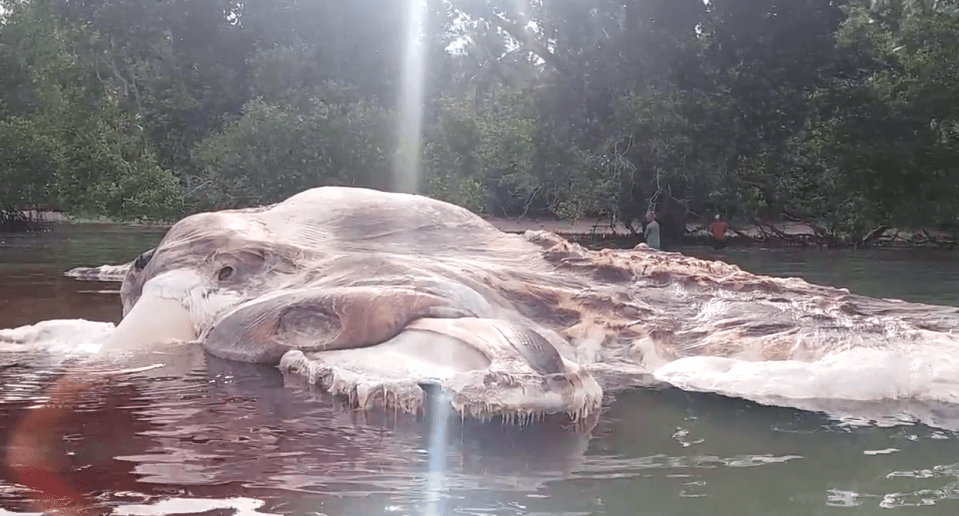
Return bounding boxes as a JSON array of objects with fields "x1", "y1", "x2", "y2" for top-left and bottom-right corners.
[
  {"x1": 644, "y1": 210, "x2": 661, "y2": 250},
  {"x1": 710, "y1": 214, "x2": 728, "y2": 250}
]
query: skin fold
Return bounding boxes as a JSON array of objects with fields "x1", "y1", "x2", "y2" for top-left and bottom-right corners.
[{"x1": 65, "y1": 186, "x2": 959, "y2": 425}]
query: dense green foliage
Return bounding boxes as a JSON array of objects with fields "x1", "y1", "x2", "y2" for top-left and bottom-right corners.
[{"x1": 1, "y1": 0, "x2": 957, "y2": 241}]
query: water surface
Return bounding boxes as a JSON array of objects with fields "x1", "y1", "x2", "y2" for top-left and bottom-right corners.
[{"x1": 2, "y1": 226, "x2": 959, "y2": 515}]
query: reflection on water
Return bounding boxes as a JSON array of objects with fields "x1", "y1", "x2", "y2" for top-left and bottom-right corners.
[
  {"x1": 0, "y1": 225, "x2": 168, "y2": 329},
  {"x1": 2, "y1": 226, "x2": 959, "y2": 515},
  {"x1": 683, "y1": 245, "x2": 959, "y2": 307}
]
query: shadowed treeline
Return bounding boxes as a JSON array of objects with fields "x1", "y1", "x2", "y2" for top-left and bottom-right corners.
[{"x1": 1, "y1": 0, "x2": 958, "y2": 244}]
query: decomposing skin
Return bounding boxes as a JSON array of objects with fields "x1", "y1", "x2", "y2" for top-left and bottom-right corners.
[
  {"x1": 65, "y1": 187, "x2": 959, "y2": 423},
  {"x1": 69, "y1": 187, "x2": 611, "y2": 423}
]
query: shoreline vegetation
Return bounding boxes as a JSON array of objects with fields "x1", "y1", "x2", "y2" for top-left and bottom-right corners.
[
  {"x1": 5, "y1": 208, "x2": 955, "y2": 250},
  {"x1": 3, "y1": 1, "x2": 959, "y2": 248},
  {"x1": 489, "y1": 217, "x2": 959, "y2": 250}
]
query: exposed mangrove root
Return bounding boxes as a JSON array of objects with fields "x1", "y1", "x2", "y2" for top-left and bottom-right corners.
[{"x1": 0, "y1": 206, "x2": 46, "y2": 232}]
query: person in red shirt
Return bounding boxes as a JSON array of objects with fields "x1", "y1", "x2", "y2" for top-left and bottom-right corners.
[{"x1": 710, "y1": 214, "x2": 728, "y2": 250}]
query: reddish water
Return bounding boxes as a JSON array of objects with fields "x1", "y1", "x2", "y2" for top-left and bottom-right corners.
[{"x1": 4, "y1": 225, "x2": 959, "y2": 516}]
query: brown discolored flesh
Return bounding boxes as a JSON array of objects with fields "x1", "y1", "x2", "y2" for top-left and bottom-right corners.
[
  {"x1": 62, "y1": 186, "x2": 959, "y2": 422},
  {"x1": 202, "y1": 287, "x2": 475, "y2": 364}
]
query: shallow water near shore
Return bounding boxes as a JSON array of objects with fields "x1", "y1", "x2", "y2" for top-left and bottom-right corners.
[{"x1": 3, "y1": 225, "x2": 959, "y2": 515}]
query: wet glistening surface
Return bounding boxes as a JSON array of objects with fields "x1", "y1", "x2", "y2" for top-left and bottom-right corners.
[{"x1": 3, "y1": 226, "x2": 959, "y2": 515}]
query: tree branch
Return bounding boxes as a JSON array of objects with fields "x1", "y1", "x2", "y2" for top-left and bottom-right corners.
[
  {"x1": 483, "y1": 12, "x2": 566, "y2": 76},
  {"x1": 859, "y1": 225, "x2": 890, "y2": 247}
]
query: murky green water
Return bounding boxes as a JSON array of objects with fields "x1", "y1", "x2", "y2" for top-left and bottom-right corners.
[{"x1": 2, "y1": 226, "x2": 959, "y2": 516}]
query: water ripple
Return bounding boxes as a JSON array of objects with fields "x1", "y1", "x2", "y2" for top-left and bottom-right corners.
[{"x1": 570, "y1": 453, "x2": 804, "y2": 480}]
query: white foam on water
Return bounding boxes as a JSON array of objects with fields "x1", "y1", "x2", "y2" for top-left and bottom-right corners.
[
  {"x1": 653, "y1": 335, "x2": 959, "y2": 406},
  {"x1": 113, "y1": 497, "x2": 279, "y2": 516},
  {"x1": 0, "y1": 319, "x2": 115, "y2": 356},
  {"x1": 864, "y1": 448, "x2": 900, "y2": 456},
  {"x1": 826, "y1": 489, "x2": 865, "y2": 507},
  {"x1": 0, "y1": 510, "x2": 44, "y2": 516}
]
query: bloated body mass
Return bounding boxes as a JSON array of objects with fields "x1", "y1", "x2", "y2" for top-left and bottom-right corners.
[{"x1": 62, "y1": 187, "x2": 959, "y2": 424}]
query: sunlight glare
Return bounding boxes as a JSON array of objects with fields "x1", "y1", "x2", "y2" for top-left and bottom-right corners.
[{"x1": 393, "y1": 0, "x2": 429, "y2": 194}]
